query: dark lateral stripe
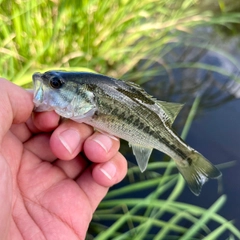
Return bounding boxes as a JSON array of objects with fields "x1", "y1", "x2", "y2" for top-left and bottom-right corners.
[
  {"x1": 160, "y1": 136, "x2": 188, "y2": 159},
  {"x1": 92, "y1": 84, "x2": 189, "y2": 161},
  {"x1": 116, "y1": 87, "x2": 155, "y2": 105},
  {"x1": 174, "y1": 148, "x2": 188, "y2": 159},
  {"x1": 186, "y1": 157, "x2": 193, "y2": 165}
]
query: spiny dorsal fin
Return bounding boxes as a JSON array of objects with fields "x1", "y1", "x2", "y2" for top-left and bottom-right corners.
[
  {"x1": 121, "y1": 80, "x2": 183, "y2": 125},
  {"x1": 156, "y1": 101, "x2": 184, "y2": 125}
]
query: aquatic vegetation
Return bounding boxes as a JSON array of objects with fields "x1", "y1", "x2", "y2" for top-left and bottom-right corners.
[
  {"x1": 88, "y1": 97, "x2": 239, "y2": 239},
  {"x1": 1, "y1": 0, "x2": 240, "y2": 238}
]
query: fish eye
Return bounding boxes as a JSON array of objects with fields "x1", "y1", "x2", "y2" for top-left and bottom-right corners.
[{"x1": 49, "y1": 76, "x2": 64, "y2": 89}]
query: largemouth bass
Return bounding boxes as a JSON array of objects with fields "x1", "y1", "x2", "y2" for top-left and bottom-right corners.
[{"x1": 32, "y1": 71, "x2": 221, "y2": 195}]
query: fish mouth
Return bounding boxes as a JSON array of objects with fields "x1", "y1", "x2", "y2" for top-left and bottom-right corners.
[
  {"x1": 32, "y1": 73, "x2": 44, "y2": 107},
  {"x1": 32, "y1": 72, "x2": 53, "y2": 112}
]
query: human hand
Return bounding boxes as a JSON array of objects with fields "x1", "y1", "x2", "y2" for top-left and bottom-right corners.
[{"x1": 0, "y1": 79, "x2": 127, "y2": 240}]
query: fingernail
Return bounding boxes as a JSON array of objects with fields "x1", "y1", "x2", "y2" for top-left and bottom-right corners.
[
  {"x1": 92, "y1": 134, "x2": 113, "y2": 153},
  {"x1": 100, "y1": 162, "x2": 116, "y2": 180},
  {"x1": 59, "y1": 129, "x2": 81, "y2": 154}
]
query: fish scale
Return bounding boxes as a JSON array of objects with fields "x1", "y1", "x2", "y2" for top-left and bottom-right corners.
[
  {"x1": 93, "y1": 85, "x2": 162, "y2": 135},
  {"x1": 91, "y1": 108, "x2": 154, "y2": 147},
  {"x1": 91, "y1": 89, "x2": 161, "y2": 146},
  {"x1": 32, "y1": 70, "x2": 221, "y2": 195}
]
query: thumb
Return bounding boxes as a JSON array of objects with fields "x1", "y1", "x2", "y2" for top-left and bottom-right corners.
[
  {"x1": 0, "y1": 78, "x2": 33, "y2": 239},
  {"x1": 0, "y1": 78, "x2": 34, "y2": 141}
]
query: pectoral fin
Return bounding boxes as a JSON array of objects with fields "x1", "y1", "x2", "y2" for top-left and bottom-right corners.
[{"x1": 129, "y1": 143, "x2": 152, "y2": 172}]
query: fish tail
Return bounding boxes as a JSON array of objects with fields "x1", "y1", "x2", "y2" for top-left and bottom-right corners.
[{"x1": 175, "y1": 151, "x2": 221, "y2": 196}]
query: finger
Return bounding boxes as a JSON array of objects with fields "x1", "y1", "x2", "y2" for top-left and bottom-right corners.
[
  {"x1": 76, "y1": 152, "x2": 127, "y2": 211},
  {"x1": 30, "y1": 111, "x2": 60, "y2": 133},
  {"x1": 24, "y1": 134, "x2": 56, "y2": 161},
  {"x1": 10, "y1": 111, "x2": 59, "y2": 142},
  {"x1": 92, "y1": 152, "x2": 127, "y2": 187},
  {"x1": 83, "y1": 132, "x2": 120, "y2": 163},
  {"x1": 0, "y1": 79, "x2": 33, "y2": 141},
  {"x1": 50, "y1": 121, "x2": 93, "y2": 160},
  {"x1": 53, "y1": 132, "x2": 120, "y2": 179},
  {"x1": 54, "y1": 155, "x2": 89, "y2": 179},
  {"x1": 10, "y1": 123, "x2": 32, "y2": 142}
]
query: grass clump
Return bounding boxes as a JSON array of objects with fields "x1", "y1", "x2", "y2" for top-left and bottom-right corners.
[{"x1": 1, "y1": 0, "x2": 239, "y2": 85}]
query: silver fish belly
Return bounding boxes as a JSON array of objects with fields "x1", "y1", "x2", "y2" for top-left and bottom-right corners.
[{"x1": 32, "y1": 70, "x2": 221, "y2": 195}]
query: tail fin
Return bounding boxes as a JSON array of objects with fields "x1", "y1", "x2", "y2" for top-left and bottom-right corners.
[{"x1": 175, "y1": 151, "x2": 221, "y2": 196}]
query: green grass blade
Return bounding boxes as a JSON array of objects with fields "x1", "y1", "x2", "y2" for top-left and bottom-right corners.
[{"x1": 179, "y1": 195, "x2": 226, "y2": 240}]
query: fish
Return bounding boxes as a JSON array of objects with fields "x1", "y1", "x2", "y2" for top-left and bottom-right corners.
[{"x1": 32, "y1": 70, "x2": 221, "y2": 195}]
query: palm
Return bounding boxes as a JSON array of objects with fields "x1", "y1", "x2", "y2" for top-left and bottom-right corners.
[{"x1": 4, "y1": 123, "x2": 96, "y2": 239}]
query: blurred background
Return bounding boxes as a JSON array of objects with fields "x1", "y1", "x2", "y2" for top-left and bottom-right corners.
[{"x1": 1, "y1": 0, "x2": 240, "y2": 239}]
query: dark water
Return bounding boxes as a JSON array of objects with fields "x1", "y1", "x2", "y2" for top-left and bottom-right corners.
[
  {"x1": 89, "y1": 30, "x2": 240, "y2": 238},
  {"x1": 132, "y1": 32, "x2": 240, "y2": 230},
  {"x1": 182, "y1": 98, "x2": 240, "y2": 228},
  {"x1": 139, "y1": 33, "x2": 240, "y2": 230}
]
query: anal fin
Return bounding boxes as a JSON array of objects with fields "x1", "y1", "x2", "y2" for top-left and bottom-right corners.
[{"x1": 129, "y1": 143, "x2": 152, "y2": 172}]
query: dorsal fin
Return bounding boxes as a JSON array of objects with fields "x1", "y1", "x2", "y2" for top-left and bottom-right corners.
[
  {"x1": 121, "y1": 80, "x2": 183, "y2": 125},
  {"x1": 156, "y1": 101, "x2": 184, "y2": 125}
]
